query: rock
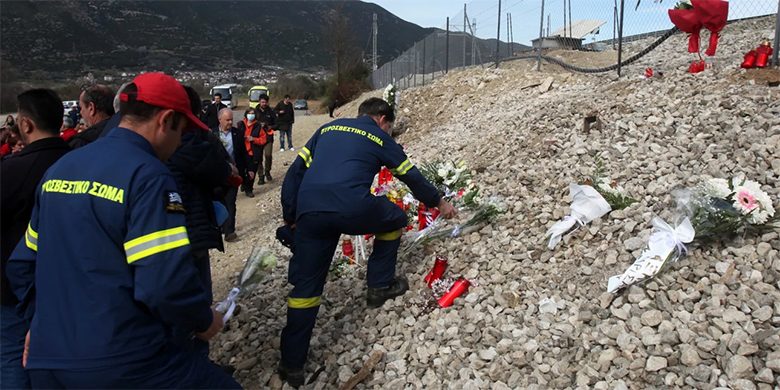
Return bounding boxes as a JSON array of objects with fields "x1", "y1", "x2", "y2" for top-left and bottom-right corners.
[
  {"x1": 338, "y1": 365, "x2": 353, "y2": 383},
  {"x1": 539, "y1": 297, "x2": 557, "y2": 315},
  {"x1": 641, "y1": 310, "x2": 663, "y2": 327},
  {"x1": 646, "y1": 356, "x2": 668, "y2": 372},
  {"x1": 755, "y1": 367, "x2": 774, "y2": 383},
  {"x1": 765, "y1": 359, "x2": 780, "y2": 372},
  {"x1": 680, "y1": 345, "x2": 701, "y2": 366},
  {"x1": 479, "y1": 347, "x2": 498, "y2": 361},
  {"x1": 539, "y1": 77, "x2": 554, "y2": 93},
  {"x1": 624, "y1": 237, "x2": 645, "y2": 251},
  {"x1": 757, "y1": 242, "x2": 772, "y2": 257},
  {"x1": 725, "y1": 355, "x2": 754, "y2": 379},
  {"x1": 752, "y1": 306, "x2": 773, "y2": 322},
  {"x1": 723, "y1": 308, "x2": 748, "y2": 323},
  {"x1": 236, "y1": 357, "x2": 257, "y2": 371}
]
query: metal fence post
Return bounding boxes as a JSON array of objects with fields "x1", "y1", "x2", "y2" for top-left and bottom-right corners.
[
  {"x1": 422, "y1": 37, "x2": 426, "y2": 86},
  {"x1": 773, "y1": 0, "x2": 780, "y2": 66},
  {"x1": 537, "y1": 0, "x2": 545, "y2": 71},
  {"x1": 446, "y1": 17, "x2": 450, "y2": 74},
  {"x1": 495, "y1": 0, "x2": 501, "y2": 67},
  {"x1": 617, "y1": 0, "x2": 625, "y2": 77},
  {"x1": 432, "y1": 33, "x2": 437, "y2": 81},
  {"x1": 414, "y1": 42, "x2": 418, "y2": 87}
]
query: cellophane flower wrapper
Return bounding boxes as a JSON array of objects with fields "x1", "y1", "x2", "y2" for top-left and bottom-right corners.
[
  {"x1": 546, "y1": 183, "x2": 612, "y2": 250},
  {"x1": 215, "y1": 246, "x2": 277, "y2": 323},
  {"x1": 400, "y1": 197, "x2": 505, "y2": 257}
]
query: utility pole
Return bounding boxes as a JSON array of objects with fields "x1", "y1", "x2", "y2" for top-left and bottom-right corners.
[
  {"x1": 494, "y1": 0, "x2": 501, "y2": 67},
  {"x1": 537, "y1": 0, "x2": 545, "y2": 71},
  {"x1": 463, "y1": 3, "x2": 467, "y2": 69},
  {"x1": 446, "y1": 17, "x2": 450, "y2": 73},
  {"x1": 372, "y1": 13, "x2": 378, "y2": 70},
  {"x1": 568, "y1": 0, "x2": 573, "y2": 39},
  {"x1": 563, "y1": 0, "x2": 567, "y2": 39},
  {"x1": 547, "y1": 14, "x2": 550, "y2": 37},
  {"x1": 509, "y1": 13, "x2": 514, "y2": 56}
]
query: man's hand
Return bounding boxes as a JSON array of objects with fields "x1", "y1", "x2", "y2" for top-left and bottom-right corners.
[
  {"x1": 248, "y1": 171, "x2": 256, "y2": 180},
  {"x1": 23, "y1": 330, "x2": 30, "y2": 367},
  {"x1": 247, "y1": 136, "x2": 254, "y2": 142},
  {"x1": 437, "y1": 199, "x2": 457, "y2": 219},
  {"x1": 230, "y1": 163, "x2": 239, "y2": 177},
  {"x1": 196, "y1": 308, "x2": 224, "y2": 341}
]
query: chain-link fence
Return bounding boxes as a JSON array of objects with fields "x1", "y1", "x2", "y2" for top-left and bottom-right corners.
[{"x1": 371, "y1": 0, "x2": 779, "y2": 89}]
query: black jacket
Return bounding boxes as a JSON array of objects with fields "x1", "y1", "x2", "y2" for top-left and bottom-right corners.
[
  {"x1": 167, "y1": 130, "x2": 231, "y2": 252},
  {"x1": 202, "y1": 102, "x2": 228, "y2": 129},
  {"x1": 254, "y1": 106, "x2": 276, "y2": 127},
  {"x1": 274, "y1": 101, "x2": 295, "y2": 127},
  {"x1": 1, "y1": 137, "x2": 70, "y2": 306},
  {"x1": 211, "y1": 126, "x2": 248, "y2": 175},
  {"x1": 68, "y1": 117, "x2": 111, "y2": 149}
]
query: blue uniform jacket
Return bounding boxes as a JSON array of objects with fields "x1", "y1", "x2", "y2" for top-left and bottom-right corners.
[
  {"x1": 7, "y1": 128, "x2": 213, "y2": 370},
  {"x1": 281, "y1": 115, "x2": 441, "y2": 223}
]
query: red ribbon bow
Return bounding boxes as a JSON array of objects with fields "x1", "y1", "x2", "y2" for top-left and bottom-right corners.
[{"x1": 668, "y1": 0, "x2": 728, "y2": 57}]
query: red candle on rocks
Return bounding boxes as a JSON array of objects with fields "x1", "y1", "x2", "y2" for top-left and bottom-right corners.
[
  {"x1": 341, "y1": 238, "x2": 354, "y2": 263},
  {"x1": 755, "y1": 40, "x2": 773, "y2": 68},
  {"x1": 424, "y1": 256, "x2": 448, "y2": 287},
  {"x1": 438, "y1": 277, "x2": 471, "y2": 308}
]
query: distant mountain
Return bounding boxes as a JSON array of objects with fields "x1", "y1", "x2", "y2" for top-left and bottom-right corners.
[{"x1": 0, "y1": 0, "x2": 434, "y2": 78}]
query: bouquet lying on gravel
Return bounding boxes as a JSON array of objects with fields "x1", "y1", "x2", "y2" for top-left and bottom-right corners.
[
  {"x1": 546, "y1": 159, "x2": 636, "y2": 250},
  {"x1": 400, "y1": 198, "x2": 505, "y2": 257},
  {"x1": 383, "y1": 83, "x2": 398, "y2": 111},
  {"x1": 215, "y1": 246, "x2": 276, "y2": 323},
  {"x1": 608, "y1": 176, "x2": 778, "y2": 293}
]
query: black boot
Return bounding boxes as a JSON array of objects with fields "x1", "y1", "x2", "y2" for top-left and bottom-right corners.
[
  {"x1": 366, "y1": 276, "x2": 409, "y2": 308},
  {"x1": 266, "y1": 173, "x2": 273, "y2": 182},
  {"x1": 278, "y1": 364, "x2": 305, "y2": 388}
]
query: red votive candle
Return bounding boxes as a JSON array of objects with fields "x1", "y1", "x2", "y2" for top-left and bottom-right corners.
[
  {"x1": 438, "y1": 277, "x2": 471, "y2": 308},
  {"x1": 424, "y1": 256, "x2": 448, "y2": 287}
]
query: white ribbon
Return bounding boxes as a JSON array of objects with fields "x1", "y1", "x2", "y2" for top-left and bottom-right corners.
[
  {"x1": 607, "y1": 217, "x2": 695, "y2": 293},
  {"x1": 546, "y1": 184, "x2": 612, "y2": 250},
  {"x1": 215, "y1": 287, "x2": 240, "y2": 324}
]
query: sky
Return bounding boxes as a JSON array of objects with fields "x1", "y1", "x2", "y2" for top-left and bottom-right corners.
[{"x1": 367, "y1": 0, "x2": 777, "y2": 45}]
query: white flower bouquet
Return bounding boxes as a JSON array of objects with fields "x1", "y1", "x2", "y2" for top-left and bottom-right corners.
[
  {"x1": 608, "y1": 175, "x2": 778, "y2": 293},
  {"x1": 215, "y1": 246, "x2": 276, "y2": 324}
]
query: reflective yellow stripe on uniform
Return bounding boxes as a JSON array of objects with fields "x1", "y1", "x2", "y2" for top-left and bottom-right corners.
[
  {"x1": 375, "y1": 229, "x2": 402, "y2": 241},
  {"x1": 124, "y1": 226, "x2": 190, "y2": 264},
  {"x1": 25, "y1": 223, "x2": 38, "y2": 251},
  {"x1": 390, "y1": 159, "x2": 413, "y2": 176},
  {"x1": 288, "y1": 296, "x2": 321, "y2": 309},
  {"x1": 298, "y1": 147, "x2": 313, "y2": 168}
]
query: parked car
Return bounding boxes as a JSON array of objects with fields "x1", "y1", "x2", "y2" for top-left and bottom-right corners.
[{"x1": 293, "y1": 99, "x2": 308, "y2": 110}]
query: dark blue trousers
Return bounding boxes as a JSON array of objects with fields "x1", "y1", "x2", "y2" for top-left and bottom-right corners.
[
  {"x1": 1, "y1": 304, "x2": 30, "y2": 389},
  {"x1": 280, "y1": 198, "x2": 407, "y2": 369},
  {"x1": 27, "y1": 345, "x2": 240, "y2": 389}
]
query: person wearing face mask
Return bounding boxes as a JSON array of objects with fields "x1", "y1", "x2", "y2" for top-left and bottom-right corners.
[
  {"x1": 237, "y1": 108, "x2": 262, "y2": 197},
  {"x1": 276, "y1": 98, "x2": 457, "y2": 387},
  {"x1": 6, "y1": 73, "x2": 239, "y2": 388},
  {"x1": 0, "y1": 89, "x2": 70, "y2": 389}
]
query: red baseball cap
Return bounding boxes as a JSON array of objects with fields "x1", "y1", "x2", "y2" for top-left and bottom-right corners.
[{"x1": 125, "y1": 72, "x2": 209, "y2": 131}]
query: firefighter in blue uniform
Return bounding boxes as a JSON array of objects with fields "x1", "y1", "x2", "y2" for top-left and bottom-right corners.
[
  {"x1": 278, "y1": 97, "x2": 456, "y2": 386},
  {"x1": 6, "y1": 73, "x2": 241, "y2": 389}
]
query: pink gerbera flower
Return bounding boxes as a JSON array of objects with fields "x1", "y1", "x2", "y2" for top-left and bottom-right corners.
[{"x1": 736, "y1": 189, "x2": 758, "y2": 212}]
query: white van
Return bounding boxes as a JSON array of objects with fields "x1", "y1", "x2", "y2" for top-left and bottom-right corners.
[{"x1": 209, "y1": 84, "x2": 239, "y2": 109}]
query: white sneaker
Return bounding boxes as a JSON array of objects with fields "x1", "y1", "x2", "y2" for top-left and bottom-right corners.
[
  {"x1": 289, "y1": 147, "x2": 295, "y2": 151},
  {"x1": 279, "y1": 148, "x2": 284, "y2": 152}
]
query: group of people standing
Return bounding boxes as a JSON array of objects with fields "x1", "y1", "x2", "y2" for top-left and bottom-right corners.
[{"x1": 201, "y1": 93, "x2": 296, "y2": 202}]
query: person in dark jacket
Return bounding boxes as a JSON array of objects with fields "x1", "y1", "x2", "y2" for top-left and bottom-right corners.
[
  {"x1": 202, "y1": 93, "x2": 228, "y2": 129},
  {"x1": 167, "y1": 86, "x2": 233, "y2": 355},
  {"x1": 275, "y1": 95, "x2": 295, "y2": 151},
  {"x1": 68, "y1": 84, "x2": 115, "y2": 148},
  {"x1": 212, "y1": 108, "x2": 247, "y2": 242},
  {"x1": 0, "y1": 89, "x2": 70, "y2": 389},
  {"x1": 253, "y1": 95, "x2": 275, "y2": 182},
  {"x1": 276, "y1": 98, "x2": 456, "y2": 387}
]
